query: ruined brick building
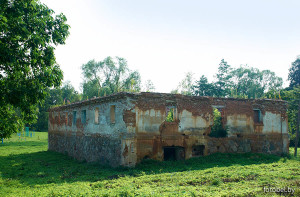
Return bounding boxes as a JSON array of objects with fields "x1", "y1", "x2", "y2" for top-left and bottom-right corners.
[{"x1": 48, "y1": 92, "x2": 289, "y2": 167}]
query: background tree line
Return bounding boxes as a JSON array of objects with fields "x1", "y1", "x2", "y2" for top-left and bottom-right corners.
[
  {"x1": 175, "y1": 57, "x2": 300, "y2": 147},
  {"x1": 32, "y1": 55, "x2": 299, "y2": 149},
  {"x1": 30, "y1": 56, "x2": 155, "y2": 131}
]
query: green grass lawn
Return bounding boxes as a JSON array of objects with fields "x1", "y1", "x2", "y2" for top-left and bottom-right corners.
[{"x1": 0, "y1": 132, "x2": 299, "y2": 196}]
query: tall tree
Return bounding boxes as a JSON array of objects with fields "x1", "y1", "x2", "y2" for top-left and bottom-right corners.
[
  {"x1": 288, "y1": 56, "x2": 300, "y2": 156},
  {"x1": 0, "y1": 0, "x2": 70, "y2": 138},
  {"x1": 31, "y1": 82, "x2": 81, "y2": 131},
  {"x1": 192, "y1": 60, "x2": 282, "y2": 99},
  {"x1": 214, "y1": 59, "x2": 232, "y2": 97},
  {"x1": 193, "y1": 75, "x2": 216, "y2": 96},
  {"x1": 143, "y1": 80, "x2": 155, "y2": 92},
  {"x1": 230, "y1": 66, "x2": 282, "y2": 98},
  {"x1": 176, "y1": 72, "x2": 194, "y2": 96},
  {"x1": 81, "y1": 57, "x2": 141, "y2": 99},
  {"x1": 289, "y1": 56, "x2": 300, "y2": 88}
]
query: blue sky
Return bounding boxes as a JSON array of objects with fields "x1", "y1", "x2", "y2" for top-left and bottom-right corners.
[{"x1": 42, "y1": 0, "x2": 300, "y2": 92}]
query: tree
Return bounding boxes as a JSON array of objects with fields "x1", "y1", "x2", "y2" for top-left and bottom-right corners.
[
  {"x1": 193, "y1": 75, "x2": 216, "y2": 96},
  {"x1": 288, "y1": 56, "x2": 300, "y2": 156},
  {"x1": 230, "y1": 66, "x2": 282, "y2": 98},
  {"x1": 214, "y1": 59, "x2": 233, "y2": 97},
  {"x1": 176, "y1": 72, "x2": 194, "y2": 96},
  {"x1": 143, "y1": 80, "x2": 155, "y2": 92},
  {"x1": 0, "y1": 0, "x2": 70, "y2": 138},
  {"x1": 289, "y1": 56, "x2": 300, "y2": 88},
  {"x1": 81, "y1": 57, "x2": 141, "y2": 99},
  {"x1": 192, "y1": 60, "x2": 282, "y2": 99},
  {"x1": 31, "y1": 81, "x2": 81, "y2": 131}
]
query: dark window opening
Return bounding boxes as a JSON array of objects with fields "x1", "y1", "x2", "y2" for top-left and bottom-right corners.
[
  {"x1": 163, "y1": 146, "x2": 185, "y2": 161},
  {"x1": 110, "y1": 105, "x2": 116, "y2": 123},
  {"x1": 73, "y1": 111, "x2": 77, "y2": 125},
  {"x1": 209, "y1": 107, "x2": 227, "y2": 138},
  {"x1": 65, "y1": 112, "x2": 68, "y2": 125},
  {"x1": 81, "y1": 110, "x2": 86, "y2": 124},
  {"x1": 254, "y1": 109, "x2": 262, "y2": 123},
  {"x1": 192, "y1": 145, "x2": 205, "y2": 156}
]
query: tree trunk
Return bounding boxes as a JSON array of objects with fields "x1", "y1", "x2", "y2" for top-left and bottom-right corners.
[{"x1": 294, "y1": 100, "x2": 300, "y2": 157}]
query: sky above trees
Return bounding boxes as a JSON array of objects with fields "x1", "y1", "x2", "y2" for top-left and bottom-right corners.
[{"x1": 41, "y1": 0, "x2": 300, "y2": 93}]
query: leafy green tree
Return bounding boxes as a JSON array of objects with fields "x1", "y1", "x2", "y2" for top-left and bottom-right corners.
[
  {"x1": 214, "y1": 59, "x2": 232, "y2": 97},
  {"x1": 288, "y1": 56, "x2": 300, "y2": 88},
  {"x1": 176, "y1": 72, "x2": 194, "y2": 96},
  {"x1": 288, "y1": 56, "x2": 300, "y2": 155},
  {"x1": 143, "y1": 80, "x2": 155, "y2": 92},
  {"x1": 192, "y1": 60, "x2": 282, "y2": 99},
  {"x1": 81, "y1": 57, "x2": 141, "y2": 99},
  {"x1": 61, "y1": 81, "x2": 81, "y2": 104},
  {"x1": 31, "y1": 82, "x2": 81, "y2": 131},
  {"x1": 0, "y1": 0, "x2": 70, "y2": 138},
  {"x1": 230, "y1": 66, "x2": 282, "y2": 98},
  {"x1": 193, "y1": 75, "x2": 217, "y2": 96}
]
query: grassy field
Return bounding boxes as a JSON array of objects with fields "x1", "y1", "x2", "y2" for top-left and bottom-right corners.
[{"x1": 0, "y1": 132, "x2": 299, "y2": 196}]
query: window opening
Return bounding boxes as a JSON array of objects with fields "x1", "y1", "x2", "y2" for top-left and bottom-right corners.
[
  {"x1": 81, "y1": 110, "x2": 86, "y2": 124},
  {"x1": 95, "y1": 108, "x2": 99, "y2": 124},
  {"x1": 254, "y1": 109, "x2": 262, "y2": 123},
  {"x1": 166, "y1": 106, "x2": 177, "y2": 122},
  {"x1": 163, "y1": 146, "x2": 185, "y2": 161},
  {"x1": 65, "y1": 112, "x2": 68, "y2": 125},
  {"x1": 209, "y1": 107, "x2": 227, "y2": 138},
  {"x1": 73, "y1": 111, "x2": 77, "y2": 125},
  {"x1": 110, "y1": 105, "x2": 116, "y2": 123}
]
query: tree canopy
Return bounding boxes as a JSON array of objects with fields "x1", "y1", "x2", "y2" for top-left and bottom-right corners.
[
  {"x1": 81, "y1": 57, "x2": 141, "y2": 99},
  {"x1": 289, "y1": 56, "x2": 300, "y2": 88},
  {"x1": 31, "y1": 81, "x2": 81, "y2": 131},
  {"x1": 193, "y1": 59, "x2": 283, "y2": 98},
  {"x1": 0, "y1": 0, "x2": 69, "y2": 138}
]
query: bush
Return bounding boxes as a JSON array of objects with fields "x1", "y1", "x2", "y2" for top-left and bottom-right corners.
[{"x1": 209, "y1": 108, "x2": 227, "y2": 138}]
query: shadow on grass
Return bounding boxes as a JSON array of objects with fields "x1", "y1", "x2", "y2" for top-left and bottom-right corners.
[{"x1": 0, "y1": 149, "x2": 284, "y2": 186}]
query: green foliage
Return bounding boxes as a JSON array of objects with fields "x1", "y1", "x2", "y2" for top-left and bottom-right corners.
[
  {"x1": 166, "y1": 109, "x2": 174, "y2": 122},
  {"x1": 193, "y1": 75, "x2": 216, "y2": 96},
  {"x1": 0, "y1": 0, "x2": 70, "y2": 138},
  {"x1": 0, "y1": 133, "x2": 299, "y2": 196},
  {"x1": 193, "y1": 59, "x2": 283, "y2": 98},
  {"x1": 143, "y1": 80, "x2": 155, "y2": 92},
  {"x1": 288, "y1": 56, "x2": 300, "y2": 88},
  {"x1": 30, "y1": 81, "x2": 81, "y2": 131},
  {"x1": 214, "y1": 59, "x2": 233, "y2": 97},
  {"x1": 81, "y1": 57, "x2": 141, "y2": 99},
  {"x1": 209, "y1": 108, "x2": 227, "y2": 138},
  {"x1": 175, "y1": 72, "x2": 194, "y2": 95}
]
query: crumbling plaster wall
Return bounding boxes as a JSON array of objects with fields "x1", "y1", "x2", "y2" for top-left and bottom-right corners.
[
  {"x1": 129, "y1": 93, "x2": 289, "y2": 163},
  {"x1": 49, "y1": 92, "x2": 289, "y2": 167},
  {"x1": 49, "y1": 96, "x2": 136, "y2": 167}
]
